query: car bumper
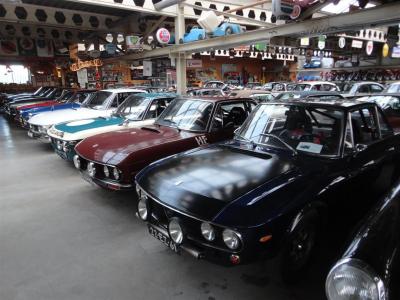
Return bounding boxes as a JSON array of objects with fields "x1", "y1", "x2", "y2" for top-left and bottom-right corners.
[
  {"x1": 27, "y1": 130, "x2": 51, "y2": 143},
  {"x1": 79, "y1": 171, "x2": 134, "y2": 191}
]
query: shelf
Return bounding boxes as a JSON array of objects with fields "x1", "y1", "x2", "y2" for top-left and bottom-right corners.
[{"x1": 297, "y1": 65, "x2": 400, "y2": 72}]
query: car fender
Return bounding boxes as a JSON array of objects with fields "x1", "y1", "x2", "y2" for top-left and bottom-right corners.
[{"x1": 287, "y1": 202, "x2": 325, "y2": 235}]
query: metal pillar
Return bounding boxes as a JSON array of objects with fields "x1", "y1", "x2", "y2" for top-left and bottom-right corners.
[{"x1": 175, "y1": 3, "x2": 187, "y2": 95}]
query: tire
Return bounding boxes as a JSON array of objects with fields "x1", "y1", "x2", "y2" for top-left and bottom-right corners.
[
  {"x1": 280, "y1": 211, "x2": 319, "y2": 283},
  {"x1": 271, "y1": 15, "x2": 277, "y2": 23},
  {"x1": 198, "y1": 34, "x2": 203, "y2": 40},
  {"x1": 225, "y1": 27, "x2": 233, "y2": 35},
  {"x1": 179, "y1": 38, "x2": 184, "y2": 44}
]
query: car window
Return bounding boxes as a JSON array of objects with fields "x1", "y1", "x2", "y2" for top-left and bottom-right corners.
[
  {"x1": 83, "y1": 91, "x2": 112, "y2": 109},
  {"x1": 211, "y1": 102, "x2": 250, "y2": 130},
  {"x1": 251, "y1": 94, "x2": 274, "y2": 102},
  {"x1": 376, "y1": 108, "x2": 393, "y2": 137},
  {"x1": 322, "y1": 84, "x2": 335, "y2": 91},
  {"x1": 388, "y1": 83, "x2": 400, "y2": 93},
  {"x1": 358, "y1": 85, "x2": 370, "y2": 93},
  {"x1": 370, "y1": 85, "x2": 384, "y2": 93},
  {"x1": 311, "y1": 84, "x2": 322, "y2": 91},
  {"x1": 145, "y1": 98, "x2": 175, "y2": 119},
  {"x1": 349, "y1": 107, "x2": 379, "y2": 145}
]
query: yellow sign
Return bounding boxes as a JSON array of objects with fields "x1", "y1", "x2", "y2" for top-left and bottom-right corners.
[
  {"x1": 70, "y1": 59, "x2": 103, "y2": 71},
  {"x1": 382, "y1": 43, "x2": 389, "y2": 57}
]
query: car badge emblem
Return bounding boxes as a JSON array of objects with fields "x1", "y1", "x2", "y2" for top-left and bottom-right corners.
[{"x1": 175, "y1": 180, "x2": 183, "y2": 186}]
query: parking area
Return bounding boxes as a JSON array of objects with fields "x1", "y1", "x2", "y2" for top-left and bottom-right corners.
[{"x1": 0, "y1": 115, "x2": 343, "y2": 300}]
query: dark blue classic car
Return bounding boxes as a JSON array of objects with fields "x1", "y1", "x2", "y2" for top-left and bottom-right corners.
[
  {"x1": 135, "y1": 100, "x2": 400, "y2": 282},
  {"x1": 326, "y1": 180, "x2": 400, "y2": 300}
]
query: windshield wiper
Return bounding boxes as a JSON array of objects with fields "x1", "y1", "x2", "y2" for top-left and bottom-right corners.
[{"x1": 237, "y1": 133, "x2": 297, "y2": 156}]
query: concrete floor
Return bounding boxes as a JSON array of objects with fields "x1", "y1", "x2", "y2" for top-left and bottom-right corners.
[{"x1": 0, "y1": 114, "x2": 355, "y2": 300}]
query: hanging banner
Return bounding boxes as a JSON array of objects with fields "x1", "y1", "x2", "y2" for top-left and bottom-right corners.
[
  {"x1": 366, "y1": 41, "x2": 374, "y2": 55},
  {"x1": 338, "y1": 37, "x2": 346, "y2": 49},
  {"x1": 36, "y1": 39, "x2": 54, "y2": 57},
  {"x1": 0, "y1": 39, "x2": 18, "y2": 56},
  {"x1": 382, "y1": 43, "x2": 389, "y2": 57},
  {"x1": 70, "y1": 59, "x2": 103, "y2": 71},
  {"x1": 143, "y1": 60, "x2": 152, "y2": 77}
]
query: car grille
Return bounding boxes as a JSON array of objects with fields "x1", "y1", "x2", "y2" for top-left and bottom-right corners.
[{"x1": 30, "y1": 124, "x2": 40, "y2": 133}]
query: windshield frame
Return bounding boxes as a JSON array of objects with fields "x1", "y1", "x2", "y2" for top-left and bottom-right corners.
[
  {"x1": 235, "y1": 102, "x2": 345, "y2": 158},
  {"x1": 155, "y1": 98, "x2": 215, "y2": 133},
  {"x1": 114, "y1": 95, "x2": 153, "y2": 121},
  {"x1": 82, "y1": 91, "x2": 113, "y2": 110}
]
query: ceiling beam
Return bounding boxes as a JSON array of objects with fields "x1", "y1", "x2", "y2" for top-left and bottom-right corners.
[{"x1": 106, "y1": 2, "x2": 400, "y2": 62}]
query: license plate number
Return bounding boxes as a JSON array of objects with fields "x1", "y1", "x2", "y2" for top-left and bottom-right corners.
[{"x1": 148, "y1": 225, "x2": 179, "y2": 253}]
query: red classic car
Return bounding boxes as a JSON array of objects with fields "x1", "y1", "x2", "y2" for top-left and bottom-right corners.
[{"x1": 73, "y1": 97, "x2": 256, "y2": 191}]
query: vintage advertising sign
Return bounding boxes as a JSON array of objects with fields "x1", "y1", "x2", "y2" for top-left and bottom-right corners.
[
  {"x1": 156, "y1": 28, "x2": 171, "y2": 44},
  {"x1": 186, "y1": 59, "x2": 202, "y2": 68},
  {"x1": 366, "y1": 40, "x2": 373, "y2": 55},
  {"x1": 70, "y1": 59, "x2": 103, "y2": 71}
]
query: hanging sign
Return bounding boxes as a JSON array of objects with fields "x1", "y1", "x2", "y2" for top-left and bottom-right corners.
[
  {"x1": 382, "y1": 43, "x2": 389, "y2": 57},
  {"x1": 156, "y1": 28, "x2": 171, "y2": 44},
  {"x1": 392, "y1": 46, "x2": 400, "y2": 58},
  {"x1": 366, "y1": 41, "x2": 373, "y2": 55},
  {"x1": 70, "y1": 59, "x2": 103, "y2": 71},
  {"x1": 318, "y1": 36, "x2": 326, "y2": 50},
  {"x1": 126, "y1": 35, "x2": 142, "y2": 50},
  {"x1": 186, "y1": 59, "x2": 202, "y2": 68},
  {"x1": 352, "y1": 40, "x2": 363, "y2": 49},
  {"x1": 338, "y1": 37, "x2": 346, "y2": 49},
  {"x1": 300, "y1": 37, "x2": 310, "y2": 46},
  {"x1": 105, "y1": 43, "x2": 116, "y2": 55}
]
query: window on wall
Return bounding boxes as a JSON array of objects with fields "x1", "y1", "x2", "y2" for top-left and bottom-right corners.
[{"x1": 0, "y1": 65, "x2": 30, "y2": 84}]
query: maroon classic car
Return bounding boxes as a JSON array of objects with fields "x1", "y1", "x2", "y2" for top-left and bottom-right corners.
[{"x1": 73, "y1": 97, "x2": 256, "y2": 190}]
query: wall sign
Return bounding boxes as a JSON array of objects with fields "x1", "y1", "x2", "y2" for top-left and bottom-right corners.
[
  {"x1": 126, "y1": 35, "x2": 142, "y2": 50},
  {"x1": 156, "y1": 28, "x2": 171, "y2": 44},
  {"x1": 338, "y1": 37, "x2": 346, "y2": 49},
  {"x1": 366, "y1": 40, "x2": 373, "y2": 55},
  {"x1": 351, "y1": 40, "x2": 363, "y2": 49},
  {"x1": 70, "y1": 59, "x2": 103, "y2": 71},
  {"x1": 318, "y1": 36, "x2": 326, "y2": 50},
  {"x1": 382, "y1": 43, "x2": 389, "y2": 57},
  {"x1": 186, "y1": 59, "x2": 202, "y2": 68},
  {"x1": 300, "y1": 37, "x2": 310, "y2": 46},
  {"x1": 392, "y1": 46, "x2": 400, "y2": 58}
]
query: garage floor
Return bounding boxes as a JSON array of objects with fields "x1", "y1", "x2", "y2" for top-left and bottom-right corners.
[{"x1": 0, "y1": 114, "x2": 365, "y2": 300}]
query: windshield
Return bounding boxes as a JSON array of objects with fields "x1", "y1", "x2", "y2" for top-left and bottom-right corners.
[
  {"x1": 33, "y1": 87, "x2": 44, "y2": 96},
  {"x1": 156, "y1": 99, "x2": 213, "y2": 131},
  {"x1": 204, "y1": 82, "x2": 224, "y2": 88},
  {"x1": 294, "y1": 84, "x2": 312, "y2": 91},
  {"x1": 388, "y1": 83, "x2": 400, "y2": 93},
  {"x1": 83, "y1": 91, "x2": 112, "y2": 109},
  {"x1": 236, "y1": 104, "x2": 344, "y2": 156},
  {"x1": 342, "y1": 83, "x2": 354, "y2": 92},
  {"x1": 115, "y1": 95, "x2": 152, "y2": 120},
  {"x1": 68, "y1": 91, "x2": 91, "y2": 103},
  {"x1": 58, "y1": 91, "x2": 73, "y2": 102},
  {"x1": 275, "y1": 93, "x2": 302, "y2": 100}
]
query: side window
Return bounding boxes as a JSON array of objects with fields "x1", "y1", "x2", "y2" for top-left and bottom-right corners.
[
  {"x1": 371, "y1": 85, "x2": 384, "y2": 93},
  {"x1": 376, "y1": 108, "x2": 393, "y2": 137},
  {"x1": 211, "y1": 102, "x2": 249, "y2": 130},
  {"x1": 110, "y1": 95, "x2": 119, "y2": 108},
  {"x1": 344, "y1": 116, "x2": 354, "y2": 152},
  {"x1": 350, "y1": 107, "x2": 379, "y2": 145},
  {"x1": 144, "y1": 98, "x2": 174, "y2": 120},
  {"x1": 311, "y1": 84, "x2": 321, "y2": 91},
  {"x1": 358, "y1": 85, "x2": 370, "y2": 93}
]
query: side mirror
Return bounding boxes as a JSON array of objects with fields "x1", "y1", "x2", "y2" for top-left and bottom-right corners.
[{"x1": 355, "y1": 143, "x2": 368, "y2": 153}]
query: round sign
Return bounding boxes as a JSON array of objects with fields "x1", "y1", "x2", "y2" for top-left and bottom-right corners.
[
  {"x1": 156, "y1": 28, "x2": 171, "y2": 44},
  {"x1": 366, "y1": 40, "x2": 374, "y2": 55},
  {"x1": 338, "y1": 37, "x2": 346, "y2": 49},
  {"x1": 290, "y1": 5, "x2": 302, "y2": 19},
  {"x1": 382, "y1": 43, "x2": 389, "y2": 57}
]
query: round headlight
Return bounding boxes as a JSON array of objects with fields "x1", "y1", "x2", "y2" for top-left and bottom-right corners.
[
  {"x1": 137, "y1": 197, "x2": 149, "y2": 221},
  {"x1": 168, "y1": 219, "x2": 184, "y2": 245},
  {"x1": 326, "y1": 258, "x2": 385, "y2": 300},
  {"x1": 73, "y1": 155, "x2": 81, "y2": 169},
  {"x1": 103, "y1": 165, "x2": 110, "y2": 177},
  {"x1": 113, "y1": 167, "x2": 120, "y2": 180},
  {"x1": 57, "y1": 140, "x2": 62, "y2": 150},
  {"x1": 222, "y1": 229, "x2": 240, "y2": 250},
  {"x1": 87, "y1": 162, "x2": 96, "y2": 177},
  {"x1": 62, "y1": 141, "x2": 68, "y2": 152},
  {"x1": 201, "y1": 222, "x2": 216, "y2": 241}
]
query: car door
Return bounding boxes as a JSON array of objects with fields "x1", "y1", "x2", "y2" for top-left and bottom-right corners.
[
  {"x1": 207, "y1": 100, "x2": 255, "y2": 143},
  {"x1": 344, "y1": 105, "x2": 398, "y2": 188}
]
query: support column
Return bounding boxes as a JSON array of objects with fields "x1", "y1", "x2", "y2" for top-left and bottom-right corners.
[{"x1": 175, "y1": 3, "x2": 186, "y2": 95}]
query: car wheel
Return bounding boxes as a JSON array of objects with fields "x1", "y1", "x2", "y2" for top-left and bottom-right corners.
[
  {"x1": 271, "y1": 15, "x2": 277, "y2": 23},
  {"x1": 225, "y1": 27, "x2": 233, "y2": 35},
  {"x1": 179, "y1": 38, "x2": 184, "y2": 44},
  {"x1": 280, "y1": 212, "x2": 318, "y2": 283},
  {"x1": 198, "y1": 34, "x2": 203, "y2": 40}
]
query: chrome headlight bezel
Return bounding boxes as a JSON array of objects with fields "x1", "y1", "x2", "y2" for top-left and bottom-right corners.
[
  {"x1": 103, "y1": 165, "x2": 110, "y2": 178},
  {"x1": 113, "y1": 167, "x2": 120, "y2": 180},
  {"x1": 73, "y1": 155, "x2": 81, "y2": 169},
  {"x1": 326, "y1": 258, "x2": 386, "y2": 300},
  {"x1": 87, "y1": 162, "x2": 96, "y2": 177},
  {"x1": 168, "y1": 218, "x2": 184, "y2": 245},
  {"x1": 222, "y1": 229, "x2": 241, "y2": 250},
  {"x1": 137, "y1": 195, "x2": 149, "y2": 221}
]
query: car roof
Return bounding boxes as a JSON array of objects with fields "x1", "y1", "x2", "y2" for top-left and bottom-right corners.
[
  {"x1": 132, "y1": 92, "x2": 177, "y2": 99},
  {"x1": 101, "y1": 88, "x2": 147, "y2": 93},
  {"x1": 296, "y1": 81, "x2": 337, "y2": 85},
  {"x1": 278, "y1": 91, "x2": 341, "y2": 96},
  {"x1": 178, "y1": 96, "x2": 252, "y2": 103},
  {"x1": 265, "y1": 98, "x2": 375, "y2": 110},
  {"x1": 352, "y1": 81, "x2": 384, "y2": 85},
  {"x1": 357, "y1": 93, "x2": 400, "y2": 97},
  {"x1": 229, "y1": 89, "x2": 272, "y2": 97}
]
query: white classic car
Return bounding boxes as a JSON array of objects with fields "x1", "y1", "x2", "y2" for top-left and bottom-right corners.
[
  {"x1": 27, "y1": 88, "x2": 146, "y2": 142},
  {"x1": 47, "y1": 93, "x2": 177, "y2": 161}
]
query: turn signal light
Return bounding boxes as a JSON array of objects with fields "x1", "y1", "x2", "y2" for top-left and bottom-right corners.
[
  {"x1": 259, "y1": 235, "x2": 272, "y2": 243},
  {"x1": 230, "y1": 254, "x2": 240, "y2": 265}
]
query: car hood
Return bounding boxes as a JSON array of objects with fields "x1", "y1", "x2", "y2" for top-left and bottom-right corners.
[
  {"x1": 17, "y1": 100, "x2": 57, "y2": 111},
  {"x1": 22, "y1": 103, "x2": 80, "y2": 118},
  {"x1": 54, "y1": 116, "x2": 124, "y2": 134},
  {"x1": 75, "y1": 125, "x2": 187, "y2": 165},
  {"x1": 28, "y1": 107, "x2": 111, "y2": 126},
  {"x1": 137, "y1": 144, "x2": 298, "y2": 222}
]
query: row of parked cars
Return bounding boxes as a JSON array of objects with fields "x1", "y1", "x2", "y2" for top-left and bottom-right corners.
[{"x1": 2, "y1": 85, "x2": 400, "y2": 299}]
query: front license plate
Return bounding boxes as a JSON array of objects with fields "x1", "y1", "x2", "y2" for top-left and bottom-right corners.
[
  {"x1": 148, "y1": 224, "x2": 179, "y2": 253},
  {"x1": 27, "y1": 131, "x2": 33, "y2": 138}
]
